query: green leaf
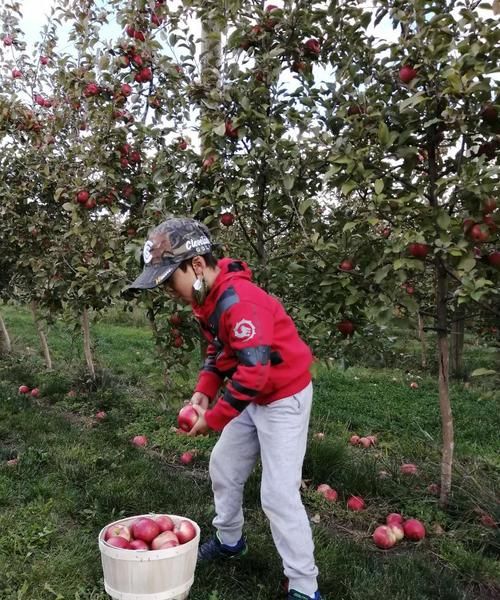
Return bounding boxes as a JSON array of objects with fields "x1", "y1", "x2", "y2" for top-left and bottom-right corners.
[
  {"x1": 470, "y1": 368, "x2": 496, "y2": 377},
  {"x1": 378, "y1": 122, "x2": 390, "y2": 146},
  {"x1": 62, "y1": 202, "x2": 74, "y2": 211},
  {"x1": 283, "y1": 174, "x2": 294, "y2": 191},
  {"x1": 457, "y1": 256, "x2": 476, "y2": 272},
  {"x1": 213, "y1": 122, "x2": 226, "y2": 136},
  {"x1": 398, "y1": 92, "x2": 426, "y2": 112},
  {"x1": 342, "y1": 222, "x2": 357, "y2": 233},
  {"x1": 374, "y1": 179, "x2": 384, "y2": 195},
  {"x1": 299, "y1": 198, "x2": 313, "y2": 215},
  {"x1": 374, "y1": 264, "x2": 392, "y2": 283},
  {"x1": 437, "y1": 212, "x2": 451, "y2": 230}
]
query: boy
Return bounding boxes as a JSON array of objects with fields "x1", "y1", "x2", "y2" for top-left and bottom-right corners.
[{"x1": 126, "y1": 217, "x2": 321, "y2": 600}]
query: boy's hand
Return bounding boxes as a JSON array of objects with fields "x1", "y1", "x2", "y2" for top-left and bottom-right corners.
[
  {"x1": 188, "y1": 392, "x2": 210, "y2": 410},
  {"x1": 187, "y1": 404, "x2": 209, "y2": 437}
]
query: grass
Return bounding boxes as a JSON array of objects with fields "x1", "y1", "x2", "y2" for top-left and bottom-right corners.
[{"x1": 0, "y1": 303, "x2": 499, "y2": 600}]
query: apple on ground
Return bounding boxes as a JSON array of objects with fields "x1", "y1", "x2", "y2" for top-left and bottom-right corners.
[
  {"x1": 316, "y1": 484, "x2": 338, "y2": 502},
  {"x1": 313, "y1": 432, "x2": 325, "y2": 440},
  {"x1": 154, "y1": 515, "x2": 175, "y2": 532},
  {"x1": 400, "y1": 463, "x2": 418, "y2": 475},
  {"x1": 132, "y1": 518, "x2": 161, "y2": 543},
  {"x1": 366, "y1": 435, "x2": 377, "y2": 445},
  {"x1": 180, "y1": 451, "x2": 194, "y2": 465},
  {"x1": 174, "y1": 520, "x2": 197, "y2": 544},
  {"x1": 105, "y1": 524, "x2": 131, "y2": 541},
  {"x1": 410, "y1": 381, "x2": 419, "y2": 389},
  {"x1": 358, "y1": 437, "x2": 371, "y2": 448},
  {"x1": 30, "y1": 388, "x2": 40, "y2": 398},
  {"x1": 347, "y1": 496, "x2": 366, "y2": 511},
  {"x1": 386, "y1": 513, "x2": 404, "y2": 526},
  {"x1": 177, "y1": 405, "x2": 199, "y2": 432},
  {"x1": 403, "y1": 518, "x2": 426, "y2": 541},
  {"x1": 389, "y1": 523, "x2": 405, "y2": 541},
  {"x1": 129, "y1": 539, "x2": 149, "y2": 550},
  {"x1": 107, "y1": 536, "x2": 131, "y2": 549},
  {"x1": 132, "y1": 435, "x2": 148, "y2": 447},
  {"x1": 95, "y1": 411, "x2": 107, "y2": 421},
  {"x1": 480, "y1": 514, "x2": 497, "y2": 528},
  {"x1": 372, "y1": 525, "x2": 398, "y2": 549},
  {"x1": 349, "y1": 435, "x2": 360, "y2": 445},
  {"x1": 18, "y1": 385, "x2": 30, "y2": 394}
]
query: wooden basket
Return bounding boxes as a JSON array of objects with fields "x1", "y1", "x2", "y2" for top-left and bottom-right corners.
[{"x1": 98, "y1": 514, "x2": 200, "y2": 600}]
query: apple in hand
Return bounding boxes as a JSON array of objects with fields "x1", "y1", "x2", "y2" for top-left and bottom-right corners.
[
  {"x1": 177, "y1": 405, "x2": 199, "y2": 432},
  {"x1": 174, "y1": 520, "x2": 197, "y2": 544}
]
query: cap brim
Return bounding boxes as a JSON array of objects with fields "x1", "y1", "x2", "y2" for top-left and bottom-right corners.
[{"x1": 123, "y1": 261, "x2": 180, "y2": 294}]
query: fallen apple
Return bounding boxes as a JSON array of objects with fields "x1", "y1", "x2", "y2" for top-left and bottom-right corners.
[
  {"x1": 403, "y1": 518, "x2": 426, "y2": 541},
  {"x1": 389, "y1": 523, "x2": 405, "y2": 542},
  {"x1": 366, "y1": 435, "x2": 377, "y2": 445},
  {"x1": 347, "y1": 496, "x2": 366, "y2": 511},
  {"x1": 18, "y1": 385, "x2": 30, "y2": 394},
  {"x1": 359, "y1": 437, "x2": 371, "y2": 448},
  {"x1": 480, "y1": 514, "x2": 497, "y2": 528},
  {"x1": 372, "y1": 525, "x2": 397, "y2": 549},
  {"x1": 386, "y1": 513, "x2": 404, "y2": 526},
  {"x1": 400, "y1": 463, "x2": 418, "y2": 475},
  {"x1": 180, "y1": 451, "x2": 194, "y2": 465},
  {"x1": 95, "y1": 410, "x2": 107, "y2": 421},
  {"x1": 313, "y1": 432, "x2": 325, "y2": 440},
  {"x1": 410, "y1": 382, "x2": 419, "y2": 389},
  {"x1": 316, "y1": 484, "x2": 338, "y2": 502},
  {"x1": 349, "y1": 435, "x2": 360, "y2": 445},
  {"x1": 132, "y1": 435, "x2": 148, "y2": 447}
]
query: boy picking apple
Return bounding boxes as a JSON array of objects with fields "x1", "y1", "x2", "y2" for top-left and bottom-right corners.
[{"x1": 125, "y1": 217, "x2": 321, "y2": 600}]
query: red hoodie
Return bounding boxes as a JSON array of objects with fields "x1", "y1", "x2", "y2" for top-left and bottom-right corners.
[{"x1": 193, "y1": 258, "x2": 313, "y2": 431}]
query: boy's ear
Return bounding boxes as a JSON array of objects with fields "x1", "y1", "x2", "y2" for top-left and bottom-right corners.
[{"x1": 191, "y1": 255, "x2": 205, "y2": 275}]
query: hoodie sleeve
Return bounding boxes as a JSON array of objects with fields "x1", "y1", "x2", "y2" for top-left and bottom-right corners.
[
  {"x1": 204, "y1": 301, "x2": 274, "y2": 431},
  {"x1": 194, "y1": 342, "x2": 224, "y2": 401}
]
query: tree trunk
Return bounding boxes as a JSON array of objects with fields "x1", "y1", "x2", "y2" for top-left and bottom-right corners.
[
  {"x1": 417, "y1": 312, "x2": 427, "y2": 369},
  {"x1": 450, "y1": 308, "x2": 465, "y2": 379},
  {"x1": 0, "y1": 312, "x2": 11, "y2": 355},
  {"x1": 436, "y1": 261, "x2": 454, "y2": 507},
  {"x1": 30, "y1": 301, "x2": 53, "y2": 370},
  {"x1": 81, "y1": 307, "x2": 96, "y2": 379}
]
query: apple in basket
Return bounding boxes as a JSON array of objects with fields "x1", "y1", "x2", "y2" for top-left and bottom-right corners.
[
  {"x1": 153, "y1": 514, "x2": 175, "y2": 532},
  {"x1": 105, "y1": 524, "x2": 131, "y2": 541},
  {"x1": 151, "y1": 530, "x2": 179, "y2": 550},
  {"x1": 174, "y1": 520, "x2": 197, "y2": 544},
  {"x1": 132, "y1": 517, "x2": 161, "y2": 543}
]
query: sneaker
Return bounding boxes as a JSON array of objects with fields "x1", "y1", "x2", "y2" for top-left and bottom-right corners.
[
  {"x1": 197, "y1": 532, "x2": 247, "y2": 562},
  {"x1": 287, "y1": 590, "x2": 322, "y2": 600}
]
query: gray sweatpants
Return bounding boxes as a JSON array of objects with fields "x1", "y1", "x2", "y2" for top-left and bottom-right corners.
[{"x1": 209, "y1": 382, "x2": 319, "y2": 596}]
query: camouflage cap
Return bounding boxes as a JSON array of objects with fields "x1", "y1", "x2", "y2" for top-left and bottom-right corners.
[{"x1": 125, "y1": 218, "x2": 213, "y2": 291}]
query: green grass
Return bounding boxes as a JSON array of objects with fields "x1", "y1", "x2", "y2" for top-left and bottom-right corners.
[{"x1": 0, "y1": 303, "x2": 499, "y2": 599}]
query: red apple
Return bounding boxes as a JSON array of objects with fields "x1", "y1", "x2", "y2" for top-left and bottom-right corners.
[
  {"x1": 132, "y1": 435, "x2": 148, "y2": 447},
  {"x1": 481, "y1": 104, "x2": 498, "y2": 124},
  {"x1": 347, "y1": 496, "x2": 365, "y2": 511},
  {"x1": 106, "y1": 536, "x2": 131, "y2": 549},
  {"x1": 95, "y1": 410, "x2": 107, "y2": 421},
  {"x1": 359, "y1": 437, "x2": 371, "y2": 448},
  {"x1": 470, "y1": 224, "x2": 489, "y2": 242},
  {"x1": 173, "y1": 336, "x2": 184, "y2": 348},
  {"x1": 7, "y1": 458, "x2": 19, "y2": 467},
  {"x1": 304, "y1": 38, "x2": 321, "y2": 57},
  {"x1": 83, "y1": 83, "x2": 100, "y2": 97},
  {"x1": 121, "y1": 83, "x2": 132, "y2": 97},
  {"x1": 487, "y1": 251, "x2": 500, "y2": 268},
  {"x1": 317, "y1": 484, "x2": 338, "y2": 502},
  {"x1": 137, "y1": 67, "x2": 153, "y2": 82},
  {"x1": 366, "y1": 435, "x2": 377, "y2": 445},
  {"x1": 372, "y1": 525, "x2": 397, "y2": 549},
  {"x1": 405, "y1": 285, "x2": 414, "y2": 295},
  {"x1": 3, "y1": 35, "x2": 13, "y2": 46},
  {"x1": 408, "y1": 243, "x2": 430, "y2": 259},
  {"x1": 349, "y1": 435, "x2": 360, "y2": 445},
  {"x1": 12, "y1": 69, "x2": 22, "y2": 79},
  {"x1": 480, "y1": 514, "x2": 497, "y2": 528},
  {"x1": 337, "y1": 319, "x2": 355, "y2": 337},
  {"x1": 339, "y1": 260, "x2": 354, "y2": 271},
  {"x1": 178, "y1": 138, "x2": 188, "y2": 150},
  {"x1": 132, "y1": 518, "x2": 161, "y2": 543},
  {"x1": 403, "y1": 518, "x2": 426, "y2": 541},
  {"x1": 220, "y1": 212, "x2": 235, "y2": 227},
  {"x1": 174, "y1": 520, "x2": 197, "y2": 544},
  {"x1": 18, "y1": 385, "x2": 30, "y2": 394},
  {"x1": 399, "y1": 65, "x2": 417, "y2": 84},
  {"x1": 180, "y1": 451, "x2": 194, "y2": 465},
  {"x1": 410, "y1": 381, "x2": 419, "y2": 389},
  {"x1": 129, "y1": 539, "x2": 149, "y2": 550},
  {"x1": 170, "y1": 313, "x2": 182, "y2": 326},
  {"x1": 225, "y1": 120, "x2": 238, "y2": 138},
  {"x1": 30, "y1": 388, "x2": 40, "y2": 398},
  {"x1": 177, "y1": 405, "x2": 199, "y2": 432},
  {"x1": 202, "y1": 155, "x2": 216, "y2": 170},
  {"x1": 134, "y1": 30, "x2": 146, "y2": 42},
  {"x1": 386, "y1": 513, "x2": 404, "y2": 526},
  {"x1": 463, "y1": 218, "x2": 475, "y2": 234},
  {"x1": 390, "y1": 523, "x2": 405, "y2": 542},
  {"x1": 400, "y1": 463, "x2": 418, "y2": 475},
  {"x1": 126, "y1": 25, "x2": 136, "y2": 38},
  {"x1": 151, "y1": 530, "x2": 179, "y2": 550},
  {"x1": 76, "y1": 190, "x2": 90, "y2": 204},
  {"x1": 105, "y1": 524, "x2": 131, "y2": 541},
  {"x1": 153, "y1": 515, "x2": 175, "y2": 532},
  {"x1": 84, "y1": 198, "x2": 96, "y2": 210}
]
